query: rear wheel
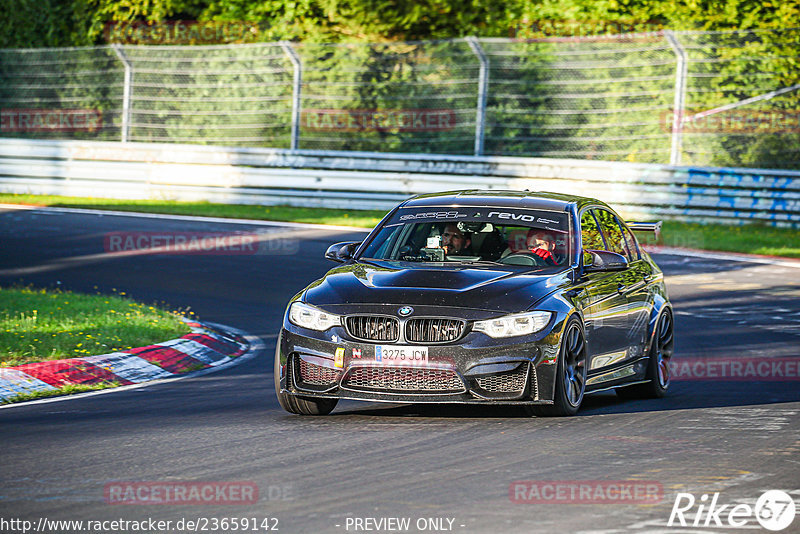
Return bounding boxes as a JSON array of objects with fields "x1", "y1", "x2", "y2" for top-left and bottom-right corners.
[
  {"x1": 527, "y1": 317, "x2": 586, "y2": 417},
  {"x1": 617, "y1": 309, "x2": 674, "y2": 400},
  {"x1": 274, "y1": 343, "x2": 338, "y2": 415}
]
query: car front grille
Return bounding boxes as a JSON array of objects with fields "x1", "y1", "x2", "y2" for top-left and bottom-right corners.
[
  {"x1": 405, "y1": 318, "x2": 465, "y2": 343},
  {"x1": 345, "y1": 316, "x2": 399, "y2": 342},
  {"x1": 343, "y1": 366, "x2": 464, "y2": 392},
  {"x1": 475, "y1": 365, "x2": 528, "y2": 393},
  {"x1": 296, "y1": 357, "x2": 341, "y2": 386}
]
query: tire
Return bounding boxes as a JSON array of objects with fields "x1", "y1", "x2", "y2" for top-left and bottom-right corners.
[
  {"x1": 274, "y1": 342, "x2": 338, "y2": 416},
  {"x1": 617, "y1": 309, "x2": 674, "y2": 400},
  {"x1": 526, "y1": 317, "x2": 587, "y2": 417}
]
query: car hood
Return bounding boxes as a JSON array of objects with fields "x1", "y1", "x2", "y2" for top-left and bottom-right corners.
[{"x1": 303, "y1": 260, "x2": 571, "y2": 313}]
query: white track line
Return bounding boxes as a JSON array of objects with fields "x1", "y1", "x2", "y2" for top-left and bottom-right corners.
[
  {"x1": 2, "y1": 204, "x2": 796, "y2": 266},
  {"x1": 0, "y1": 203, "x2": 371, "y2": 232},
  {"x1": 647, "y1": 246, "x2": 800, "y2": 269}
]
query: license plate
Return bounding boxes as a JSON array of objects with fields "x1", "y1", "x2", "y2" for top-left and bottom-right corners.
[{"x1": 375, "y1": 345, "x2": 428, "y2": 365}]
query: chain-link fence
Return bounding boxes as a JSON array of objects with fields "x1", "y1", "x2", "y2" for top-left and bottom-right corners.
[{"x1": 1, "y1": 29, "x2": 798, "y2": 168}]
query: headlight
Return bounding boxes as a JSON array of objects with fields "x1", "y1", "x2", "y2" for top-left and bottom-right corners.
[
  {"x1": 473, "y1": 311, "x2": 552, "y2": 338},
  {"x1": 288, "y1": 302, "x2": 341, "y2": 331}
]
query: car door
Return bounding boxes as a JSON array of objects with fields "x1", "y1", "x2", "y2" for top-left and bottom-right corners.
[
  {"x1": 593, "y1": 209, "x2": 651, "y2": 364},
  {"x1": 618, "y1": 219, "x2": 655, "y2": 360},
  {"x1": 578, "y1": 209, "x2": 631, "y2": 372}
]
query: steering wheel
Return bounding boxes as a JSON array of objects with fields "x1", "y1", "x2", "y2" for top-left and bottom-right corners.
[{"x1": 497, "y1": 252, "x2": 548, "y2": 266}]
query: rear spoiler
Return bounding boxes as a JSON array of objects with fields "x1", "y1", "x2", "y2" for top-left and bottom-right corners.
[{"x1": 628, "y1": 221, "x2": 662, "y2": 239}]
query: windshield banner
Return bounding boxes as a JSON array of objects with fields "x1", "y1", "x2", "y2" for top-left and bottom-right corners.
[{"x1": 390, "y1": 207, "x2": 569, "y2": 233}]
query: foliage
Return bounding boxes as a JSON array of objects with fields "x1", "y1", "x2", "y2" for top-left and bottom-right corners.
[
  {"x1": 0, "y1": 0, "x2": 94, "y2": 48},
  {"x1": 1, "y1": 0, "x2": 797, "y2": 48}
]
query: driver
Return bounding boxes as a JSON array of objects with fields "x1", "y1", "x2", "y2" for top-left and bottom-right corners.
[
  {"x1": 441, "y1": 223, "x2": 473, "y2": 256},
  {"x1": 526, "y1": 229, "x2": 558, "y2": 265}
]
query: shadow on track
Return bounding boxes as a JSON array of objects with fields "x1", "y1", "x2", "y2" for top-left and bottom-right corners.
[{"x1": 319, "y1": 379, "x2": 800, "y2": 420}]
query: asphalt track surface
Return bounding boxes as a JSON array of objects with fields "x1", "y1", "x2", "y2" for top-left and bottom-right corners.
[{"x1": 0, "y1": 206, "x2": 798, "y2": 534}]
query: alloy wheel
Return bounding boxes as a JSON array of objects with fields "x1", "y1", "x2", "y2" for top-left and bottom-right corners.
[
  {"x1": 655, "y1": 311, "x2": 674, "y2": 388},
  {"x1": 563, "y1": 323, "x2": 587, "y2": 407}
]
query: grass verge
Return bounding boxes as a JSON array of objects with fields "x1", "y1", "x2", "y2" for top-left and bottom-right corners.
[
  {"x1": 2, "y1": 382, "x2": 120, "y2": 405},
  {"x1": 0, "y1": 194, "x2": 386, "y2": 228},
  {"x1": 0, "y1": 286, "x2": 191, "y2": 367},
  {"x1": 1, "y1": 194, "x2": 798, "y2": 258},
  {"x1": 643, "y1": 222, "x2": 800, "y2": 259}
]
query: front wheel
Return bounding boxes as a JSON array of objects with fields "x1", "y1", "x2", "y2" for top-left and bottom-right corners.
[
  {"x1": 526, "y1": 317, "x2": 587, "y2": 417},
  {"x1": 274, "y1": 343, "x2": 338, "y2": 415}
]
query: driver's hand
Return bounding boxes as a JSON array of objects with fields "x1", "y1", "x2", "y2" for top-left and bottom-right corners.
[{"x1": 531, "y1": 248, "x2": 553, "y2": 262}]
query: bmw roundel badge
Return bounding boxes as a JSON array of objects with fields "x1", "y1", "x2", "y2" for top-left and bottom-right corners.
[{"x1": 398, "y1": 306, "x2": 414, "y2": 317}]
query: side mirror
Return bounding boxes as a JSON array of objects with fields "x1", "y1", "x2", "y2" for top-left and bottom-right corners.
[
  {"x1": 324, "y1": 241, "x2": 360, "y2": 263},
  {"x1": 583, "y1": 250, "x2": 628, "y2": 273}
]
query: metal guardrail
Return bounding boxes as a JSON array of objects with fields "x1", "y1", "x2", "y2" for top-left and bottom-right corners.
[{"x1": 0, "y1": 138, "x2": 798, "y2": 226}]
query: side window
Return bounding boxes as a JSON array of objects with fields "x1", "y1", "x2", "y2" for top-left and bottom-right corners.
[
  {"x1": 580, "y1": 210, "x2": 605, "y2": 251},
  {"x1": 593, "y1": 209, "x2": 628, "y2": 258},
  {"x1": 620, "y1": 224, "x2": 641, "y2": 262}
]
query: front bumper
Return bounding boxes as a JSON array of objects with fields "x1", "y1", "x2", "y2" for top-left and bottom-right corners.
[{"x1": 275, "y1": 317, "x2": 566, "y2": 405}]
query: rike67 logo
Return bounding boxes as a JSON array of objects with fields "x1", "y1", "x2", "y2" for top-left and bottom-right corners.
[{"x1": 668, "y1": 490, "x2": 796, "y2": 531}]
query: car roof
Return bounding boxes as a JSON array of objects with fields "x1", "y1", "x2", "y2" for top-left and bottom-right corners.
[{"x1": 400, "y1": 190, "x2": 604, "y2": 212}]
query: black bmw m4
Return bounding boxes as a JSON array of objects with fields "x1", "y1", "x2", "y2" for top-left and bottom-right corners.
[{"x1": 275, "y1": 190, "x2": 674, "y2": 416}]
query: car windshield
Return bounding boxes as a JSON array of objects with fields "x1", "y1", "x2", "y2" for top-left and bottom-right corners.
[{"x1": 360, "y1": 207, "x2": 571, "y2": 268}]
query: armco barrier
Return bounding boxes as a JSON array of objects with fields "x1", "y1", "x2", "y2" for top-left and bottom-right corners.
[{"x1": 0, "y1": 138, "x2": 798, "y2": 226}]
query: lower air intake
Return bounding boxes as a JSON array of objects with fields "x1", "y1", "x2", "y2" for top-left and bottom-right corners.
[
  {"x1": 475, "y1": 365, "x2": 528, "y2": 394},
  {"x1": 343, "y1": 366, "x2": 464, "y2": 392},
  {"x1": 297, "y1": 357, "x2": 341, "y2": 386}
]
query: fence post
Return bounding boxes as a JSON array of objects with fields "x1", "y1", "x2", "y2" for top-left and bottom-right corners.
[
  {"x1": 665, "y1": 31, "x2": 687, "y2": 166},
  {"x1": 466, "y1": 37, "x2": 489, "y2": 156},
  {"x1": 111, "y1": 44, "x2": 132, "y2": 143},
  {"x1": 280, "y1": 41, "x2": 302, "y2": 151}
]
